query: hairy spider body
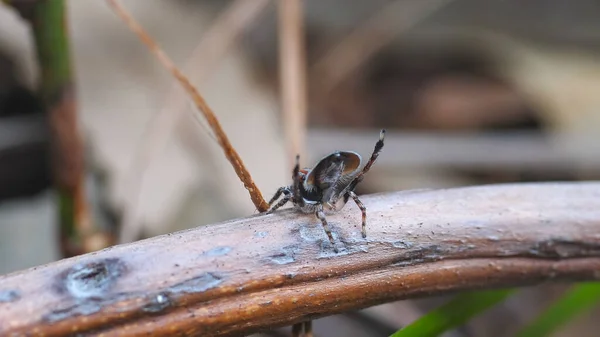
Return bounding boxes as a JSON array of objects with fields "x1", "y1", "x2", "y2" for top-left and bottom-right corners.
[{"x1": 266, "y1": 130, "x2": 385, "y2": 251}]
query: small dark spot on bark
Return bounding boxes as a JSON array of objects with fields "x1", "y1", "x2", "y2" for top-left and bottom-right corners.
[
  {"x1": 0, "y1": 289, "x2": 21, "y2": 303},
  {"x1": 255, "y1": 231, "x2": 268, "y2": 238},
  {"x1": 55, "y1": 258, "x2": 126, "y2": 299},
  {"x1": 267, "y1": 245, "x2": 298, "y2": 265},
  {"x1": 392, "y1": 240, "x2": 413, "y2": 249},
  {"x1": 142, "y1": 292, "x2": 173, "y2": 313}
]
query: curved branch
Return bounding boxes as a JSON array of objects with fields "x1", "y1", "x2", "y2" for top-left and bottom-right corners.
[{"x1": 1, "y1": 182, "x2": 600, "y2": 336}]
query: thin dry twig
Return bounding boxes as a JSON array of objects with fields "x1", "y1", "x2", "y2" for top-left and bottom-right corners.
[
  {"x1": 106, "y1": 0, "x2": 269, "y2": 222},
  {"x1": 278, "y1": 0, "x2": 308, "y2": 169},
  {"x1": 117, "y1": 0, "x2": 271, "y2": 243},
  {"x1": 2, "y1": 182, "x2": 599, "y2": 336},
  {"x1": 311, "y1": 0, "x2": 454, "y2": 93}
]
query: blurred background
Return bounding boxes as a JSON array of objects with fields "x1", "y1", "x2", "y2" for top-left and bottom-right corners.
[{"x1": 0, "y1": 0, "x2": 599, "y2": 336}]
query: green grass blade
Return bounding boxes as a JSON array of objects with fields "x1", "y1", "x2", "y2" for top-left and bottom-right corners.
[
  {"x1": 516, "y1": 282, "x2": 600, "y2": 337},
  {"x1": 390, "y1": 289, "x2": 515, "y2": 337}
]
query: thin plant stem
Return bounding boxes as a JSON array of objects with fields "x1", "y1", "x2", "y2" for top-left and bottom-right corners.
[{"x1": 106, "y1": 0, "x2": 269, "y2": 224}]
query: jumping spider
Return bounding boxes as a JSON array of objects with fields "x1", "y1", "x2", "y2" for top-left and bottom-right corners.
[{"x1": 266, "y1": 129, "x2": 385, "y2": 251}]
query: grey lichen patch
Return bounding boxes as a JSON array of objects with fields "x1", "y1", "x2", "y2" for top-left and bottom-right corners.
[
  {"x1": 43, "y1": 291, "x2": 142, "y2": 324},
  {"x1": 299, "y1": 224, "x2": 329, "y2": 242},
  {"x1": 297, "y1": 222, "x2": 350, "y2": 255},
  {"x1": 254, "y1": 231, "x2": 269, "y2": 238},
  {"x1": 353, "y1": 244, "x2": 369, "y2": 253},
  {"x1": 297, "y1": 223, "x2": 344, "y2": 244},
  {"x1": 269, "y1": 252, "x2": 295, "y2": 265},
  {"x1": 202, "y1": 246, "x2": 232, "y2": 257},
  {"x1": 268, "y1": 245, "x2": 298, "y2": 265},
  {"x1": 0, "y1": 289, "x2": 21, "y2": 303},
  {"x1": 316, "y1": 232, "x2": 373, "y2": 258},
  {"x1": 44, "y1": 301, "x2": 104, "y2": 323},
  {"x1": 46, "y1": 258, "x2": 130, "y2": 324},
  {"x1": 56, "y1": 258, "x2": 126, "y2": 300},
  {"x1": 169, "y1": 272, "x2": 223, "y2": 294},
  {"x1": 464, "y1": 220, "x2": 486, "y2": 229},
  {"x1": 318, "y1": 244, "x2": 348, "y2": 258},
  {"x1": 392, "y1": 240, "x2": 414, "y2": 249}
]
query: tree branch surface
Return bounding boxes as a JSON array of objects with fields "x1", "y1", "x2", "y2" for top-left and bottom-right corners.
[{"x1": 1, "y1": 182, "x2": 600, "y2": 336}]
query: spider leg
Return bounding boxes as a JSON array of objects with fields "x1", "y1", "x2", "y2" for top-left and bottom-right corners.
[
  {"x1": 347, "y1": 129, "x2": 386, "y2": 192},
  {"x1": 292, "y1": 154, "x2": 305, "y2": 208},
  {"x1": 316, "y1": 204, "x2": 337, "y2": 252},
  {"x1": 267, "y1": 187, "x2": 287, "y2": 207},
  {"x1": 347, "y1": 191, "x2": 367, "y2": 238},
  {"x1": 266, "y1": 188, "x2": 292, "y2": 214}
]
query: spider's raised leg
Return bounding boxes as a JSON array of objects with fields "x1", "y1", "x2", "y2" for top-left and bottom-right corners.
[
  {"x1": 292, "y1": 154, "x2": 305, "y2": 208},
  {"x1": 266, "y1": 187, "x2": 292, "y2": 214},
  {"x1": 316, "y1": 204, "x2": 337, "y2": 252},
  {"x1": 347, "y1": 129, "x2": 385, "y2": 192},
  {"x1": 346, "y1": 191, "x2": 367, "y2": 238}
]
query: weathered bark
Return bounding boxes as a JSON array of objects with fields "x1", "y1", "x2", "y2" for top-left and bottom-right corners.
[{"x1": 1, "y1": 182, "x2": 599, "y2": 336}]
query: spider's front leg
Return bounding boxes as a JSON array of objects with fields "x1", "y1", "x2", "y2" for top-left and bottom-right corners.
[
  {"x1": 266, "y1": 187, "x2": 292, "y2": 214},
  {"x1": 347, "y1": 191, "x2": 367, "y2": 238},
  {"x1": 316, "y1": 204, "x2": 338, "y2": 252},
  {"x1": 267, "y1": 187, "x2": 287, "y2": 206}
]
